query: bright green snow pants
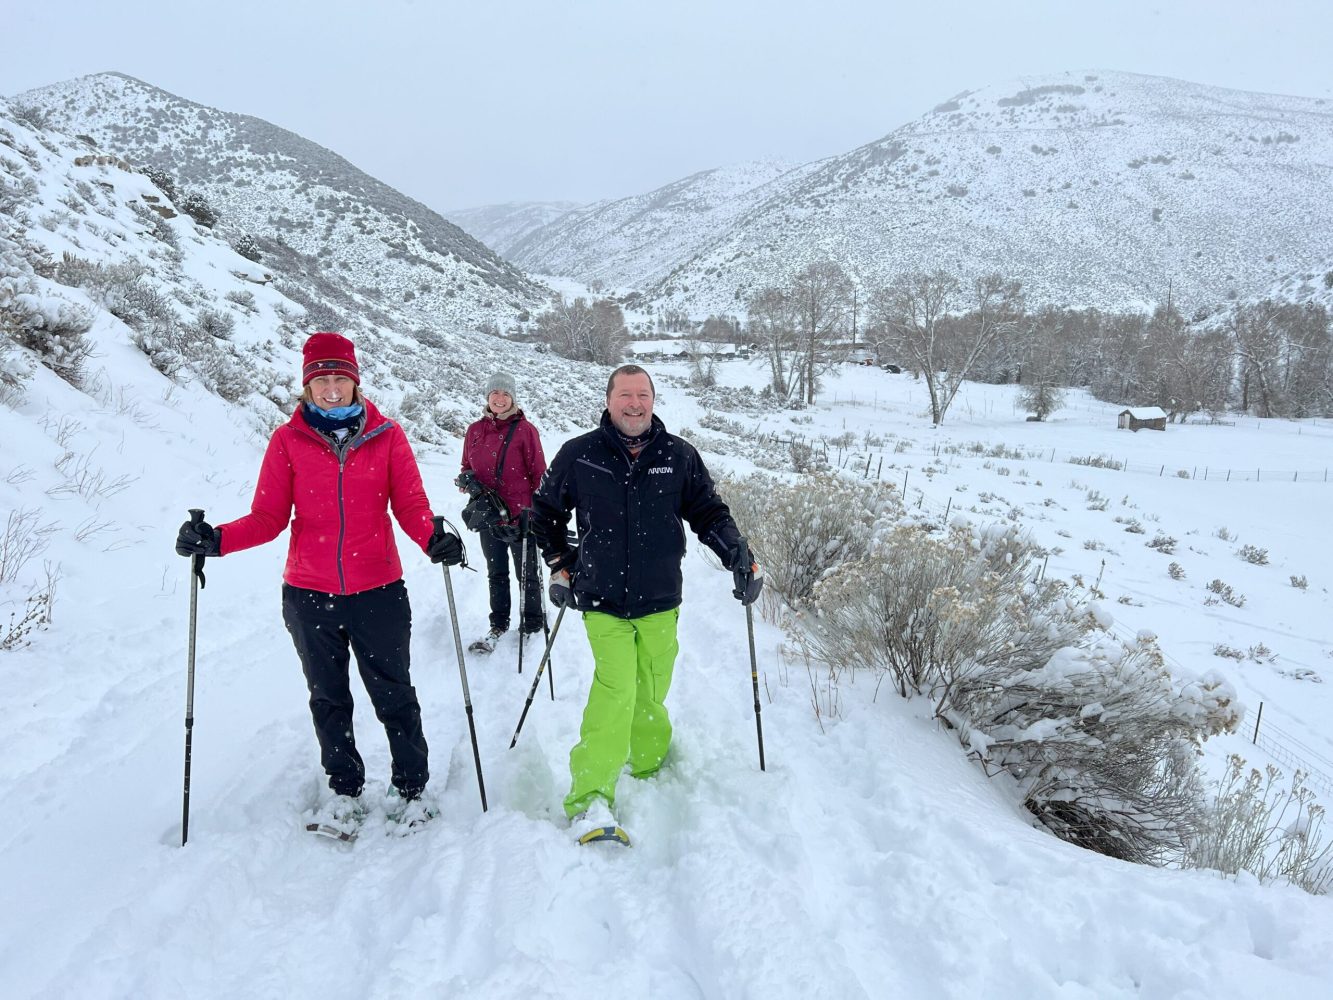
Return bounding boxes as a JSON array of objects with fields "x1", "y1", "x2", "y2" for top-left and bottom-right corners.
[{"x1": 564, "y1": 608, "x2": 680, "y2": 818}]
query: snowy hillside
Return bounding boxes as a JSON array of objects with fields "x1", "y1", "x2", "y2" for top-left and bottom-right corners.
[
  {"x1": 513, "y1": 71, "x2": 1333, "y2": 318},
  {"x1": 444, "y1": 200, "x2": 583, "y2": 260},
  {"x1": 0, "y1": 98, "x2": 615, "y2": 443},
  {"x1": 15, "y1": 73, "x2": 550, "y2": 330},
  {"x1": 503, "y1": 159, "x2": 814, "y2": 291}
]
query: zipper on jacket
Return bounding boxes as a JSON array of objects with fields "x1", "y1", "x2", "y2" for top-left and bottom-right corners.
[{"x1": 335, "y1": 451, "x2": 348, "y2": 595}]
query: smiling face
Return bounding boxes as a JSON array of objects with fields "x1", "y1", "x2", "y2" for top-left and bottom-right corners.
[
  {"x1": 307, "y1": 373, "x2": 357, "y2": 411},
  {"x1": 607, "y1": 371, "x2": 655, "y2": 438},
  {"x1": 487, "y1": 390, "x2": 513, "y2": 415}
]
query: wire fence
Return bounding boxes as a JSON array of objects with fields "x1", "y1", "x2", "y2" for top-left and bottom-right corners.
[
  {"x1": 1251, "y1": 706, "x2": 1333, "y2": 800},
  {"x1": 756, "y1": 433, "x2": 1333, "y2": 484}
]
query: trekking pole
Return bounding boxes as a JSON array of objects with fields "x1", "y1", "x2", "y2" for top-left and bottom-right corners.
[
  {"x1": 516, "y1": 516, "x2": 527, "y2": 676},
  {"x1": 180, "y1": 507, "x2": 206, "y2": 846},
  {"x1": 508, "y1": 603, "x2": 566, "y2": 748},
  {"x1": 435, "y1": 516, "x2": 488, "y2": 812},
  {"x1": 735, "y1": 538, "x2": 766, "y2": 771},
  {"x1": 537, "y1": 561, "x2": 555, "y2": 701},
  {"x1": 519, "y1": 510, "x2": 556, "y2": 699},
  {"x1": 745, "y1": 602, "x2": 767, "y2": 772}
]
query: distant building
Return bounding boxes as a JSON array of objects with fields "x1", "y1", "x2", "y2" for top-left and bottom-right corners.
[{"x1": 1117, "y1": 406, "x2": 1167, "y2": 432}]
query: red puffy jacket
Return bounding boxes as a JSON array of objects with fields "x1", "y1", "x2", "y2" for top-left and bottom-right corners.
[
  {"x1": 460, "y1": 410, "x2": 546, "y2": 524},
  {"x1": 218, "y1": 400, "x2": 435, "y2": 595}
]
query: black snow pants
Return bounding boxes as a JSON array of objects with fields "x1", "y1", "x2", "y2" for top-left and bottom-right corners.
[
  {"x1": 282, "y1": 579, "x2": 429, "y2": 798},
  {"x1": 477, "y1": 527, "x2": 544, "y2": 633}
]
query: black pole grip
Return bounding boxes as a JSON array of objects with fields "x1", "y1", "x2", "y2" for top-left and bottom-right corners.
[{"x1": 188, "y1": 508, "x2": 207, "y2": 589}]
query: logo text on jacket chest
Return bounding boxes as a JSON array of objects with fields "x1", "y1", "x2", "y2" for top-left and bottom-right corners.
[{"x1": 647, "y1": 466, "x2": 673, "y2": 475}]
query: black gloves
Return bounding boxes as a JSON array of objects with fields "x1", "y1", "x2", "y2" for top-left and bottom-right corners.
[
  {"x1": 176, "y1": 519, "x2": 220, "y2": 558},
  {"x1": 730, "y1": 538, "x2": 764, "y2": 606},
  {"x1": 548, "y1": 570, "x2": 574, "y2": 608},
  {"x1": 427, "y1": 526, "x2": 464, "y2": 566},
  {"x1": 544, "y1": 548, "x2": 577, "y2": 575}
]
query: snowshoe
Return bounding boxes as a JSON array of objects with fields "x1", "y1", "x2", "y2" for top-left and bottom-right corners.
[
  {"x1": 572, "y1": 799, "x2": 631, "y2": 847},
  {"x1": 305, "y1": 793, "x2": 366, "y2": 843},
  {"x1": 386, "y1": 787, "x2": 440, "y2": 837},
  {"x1": 468, "y1": 627, "x2": 506, "y2": 654}
]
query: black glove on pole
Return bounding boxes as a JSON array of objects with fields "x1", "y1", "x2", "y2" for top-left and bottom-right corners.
[
  {"x1": 434, "y1": 516, "x2": 487, "y2": 811},
  {"x1": 180, "y1": 507, "x2": 205, "y2": 845}
]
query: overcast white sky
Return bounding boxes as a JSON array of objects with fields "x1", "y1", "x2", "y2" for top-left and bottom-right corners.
[{"x1": 4, "y1": 0, "x2": 1330, "y2": 212}]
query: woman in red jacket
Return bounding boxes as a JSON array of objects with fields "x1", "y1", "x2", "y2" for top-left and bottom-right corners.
[
  {"x1": 460, "y1": 371, "x2": 547, "y2": 654},
  {"x1": 175, "y1": 332, "x2": 463, "y2": 834}
]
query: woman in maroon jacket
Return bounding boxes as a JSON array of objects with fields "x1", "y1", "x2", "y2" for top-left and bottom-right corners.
[
  {"x1": 174, "y1": 332, "x2": 464, "y2": 834},
  {"x1": 460, "y1": 371, "x2": 547, "y2": 653}
]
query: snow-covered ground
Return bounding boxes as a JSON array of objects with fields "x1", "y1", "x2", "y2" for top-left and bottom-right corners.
[{"x1": 3, "y1": 341, "x2": 1332, "y2": 999}]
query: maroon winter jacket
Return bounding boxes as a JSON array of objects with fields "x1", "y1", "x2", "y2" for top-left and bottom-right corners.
[
  {"x1": 460, "y1": 410, "x2": 546, "y2": 524},
  {"x1": 218, "y1": 400, "x2": 435, "y2": 594}
]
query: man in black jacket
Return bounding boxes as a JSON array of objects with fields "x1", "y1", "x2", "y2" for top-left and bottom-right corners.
[{"x1": 530, "y1": 364, "x2": 761, "y2": 843}]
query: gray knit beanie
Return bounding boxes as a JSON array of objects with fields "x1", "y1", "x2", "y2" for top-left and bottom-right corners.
[{"x1": 484, "y1": 371, "x2": 517, "y2": 401}]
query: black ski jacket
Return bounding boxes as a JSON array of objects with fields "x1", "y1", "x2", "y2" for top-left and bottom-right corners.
[{"x1": 530, "y1": 412, "x2": 741, "y2": 619}]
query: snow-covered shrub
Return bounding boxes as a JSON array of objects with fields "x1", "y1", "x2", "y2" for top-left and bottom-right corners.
[
  {"x1": 0, "y1": 331, "x2": 34, "y2": 406},
  {"x1": 8, "y1": 102, "x2": 51, "y2": 131},
  {"x1": 1168, "y1": 562, "x2": 1186, "y2": 580},
  {"x1": 142, "y1": 166, "x2": 178, "y2": 201},
  {"x1": 1147, "y1": 533, "x2": 1177, "y2": 554},
  {"x1": 193, "y1": 307, "x2": 235, "y2": 340},
  {"x1": 717, "y1": 471, "x2": 902, "y2": 608},
  {"x1": 1187, "y1": 756, "x2": 1333, "y2": 895},
  {"x1": 1236, "y1": 544, "x2": 1269, "y2": 565},
  {"x1": 1291, "y1": 574, "x2": 1308, "y2": 590},
  {"x1": 1070, "y1": 454, "x2": 1123, "y2": 471},
  {"x1": 232, "y1": 233, "x2": 262, "y2": 262},
  {"x1": 788, "y1": 440, "x2": 827, "y2": 474},
  {"x1": 0, "y1": 279, "x2": 95, "y2": 388},
  {"x1": 178, "y1": 191, "x2": 218, "y2": 229},
  {"x1": 1205, "y1": 579, "x2": 1246, "y2": 608},
  {"x1": 799, "y1": 519, "x2": 1241, "y2": 865},
  {"x1": 224, "y1": 289, "x2": 257, "y2": 314}
]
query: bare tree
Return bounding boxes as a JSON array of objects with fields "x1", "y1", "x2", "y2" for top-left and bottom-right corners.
[
  {"x1": 534, "y1": 296, "x2": 628, "y2": 364},
  {"x1": 875, "y1": 271, "x2": 1023, "y2": 425},
  {"x1": 1229, "y1": 300, "x2": 1286, "y2": 417},
  {"x1": 746, "y1": 285, "x2": 800, "y2": 400},
  {"x1": 1017, "y1": 308, "x2": 1068, "y2": 420},
  {"x1": 872, "y1": 270, "x2": 959, "y2": 424},
  {"x1": 791, "y1": 261, "x2": 853, "y2": 404}
]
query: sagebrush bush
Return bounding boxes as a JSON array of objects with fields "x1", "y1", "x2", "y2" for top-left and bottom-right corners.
[
  {"x1": 1186, "y1": 756, "x2": 1332, "y2": 895},
  {"x1": 1237, "y1": 544, "x2": 1269, "y2": 565},
  {"x1": 717, "y1": 471, "x2": 902, "y2": 608},
  {"x1": 1, "y1": 278, "x2": 95, "y2": 387},
  {"x1": 1147, "y1": 533, "x2": 1177, "y2": 554},
  {"x1": 797, "y1": 517, "x2": 1240, "y2": 864},
  {"x1": 1205, "y1": 579, "x2": 1246, "y2": 608}
]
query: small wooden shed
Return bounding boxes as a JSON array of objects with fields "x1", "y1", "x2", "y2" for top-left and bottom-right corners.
[{"x1": 1117, "y1": 406, "x2": 1167, "y2": 432}]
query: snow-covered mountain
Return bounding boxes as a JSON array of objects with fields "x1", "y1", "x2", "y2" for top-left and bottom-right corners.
[
  {"x1": 0, "y1": 96, "x2": 608, "y2": 446},
  {"x1": 511, "y1": 71, "x2": 1333, "y2": 317},
  {"x1": 16, "y1": 73, "x2": 550, "y2": 330},
  {"x1": 503, "y1": 159, "x2": 815, "y2": 292},
  {"x1": 444, "y1": 200, "x2": 582, "y2": 259}
]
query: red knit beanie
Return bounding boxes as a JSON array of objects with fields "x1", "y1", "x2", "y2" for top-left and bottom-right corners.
[{"x1": 301, "y1": 332, "x2": 359, "y2": 385}]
